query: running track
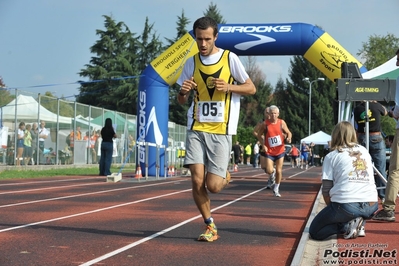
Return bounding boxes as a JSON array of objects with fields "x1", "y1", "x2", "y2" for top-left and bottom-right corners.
[{"x1": 0, "y1": 165, "x2": 324, "y2": 265}]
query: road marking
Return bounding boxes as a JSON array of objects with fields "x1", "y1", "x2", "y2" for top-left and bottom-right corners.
[
  {"x1": 0, "y1": 179, "x2": 188, "y2": 208},
  {"x1": 80, "y1": 186, "x2": 267, "y2": 266},
  {"x1": 0, "y1": 182, "x2": 100, "y2": 195},
  {"x1": 0, "y1": 177, "x2": 103, "y2": 187},
  {"x1": 0, "y1": 187, "x2": 192, "y2": 233}
]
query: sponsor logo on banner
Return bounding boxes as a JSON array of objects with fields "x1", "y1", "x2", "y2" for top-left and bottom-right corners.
[
  {"x1": 219, "y1": 25, "x2": 291, "y2": 51},
  {"x1": 147, "y1": 106, "x2": 163, "y2": 145},
  {"x1": 138, "y1": 91, "x2": 163, "y2": 164},
  {"x1": 234, "y1": 34, "x2": 275, "y2": 51},
  {"x1": 219, "y1": 25, "x2": 292, "y2": 33},
  {"x1": 151, "y1": 32, "x2": 198, "y2": 85},
  {"x1": 304, "y1": 32, "x2": 363, "y2": 81}
]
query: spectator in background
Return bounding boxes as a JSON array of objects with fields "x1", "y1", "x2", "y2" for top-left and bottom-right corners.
[
  {"x1": 385, "y1": 135, "x2": 394, "y2": 176},
  {"x1": 288, "y1": 144, "x2": 300, "y2": 168},
  {"x1": 309, "y1": 142, "x2": 315, "y2": 166},
  {"x1": 300, "y1": 142, "x2": 310, "y2": 169},
  {"x1": 90, "y1": 130, "x2": 97, "y2": 164},
  {"x1": 232, "y1": 141, "x2": 241, "y2": 166},
  {"x1": 16, "y1": 122, "x2": 25, "y2": 166},
  {"x1": 373, "y1": 48, "x2": 399, "y2": 222},
  {"x1": 83, "y1": 131, "x2": 91, "y2": 162},
  {"x1": 386, "y1": 135, "x2": 394, "y2": 154},
  {"x1": 309, "y1": 121, "x2": 378, "y2": 240},
  {"x1": 30, "y1": 122, "x2": 38, "y2": 165},
  {"x1": 77, "y1": 126, "x2": 82, "y2": 140},
  {"x1": 38, "y1": 120, "x2": 49, "y2": 164},
  {"x1": 99, "y1": 118, "x2": 116, "y2": 176},
  {"x1": 239, "y1": 144, "x2": 244, "y2": 164},
  {"x1": 23, "y1": 124, "x2": 32, "y2": 165},
  {"x1": 128, "y1": 134, "x2": 135, "y2": 163},
  {"x1": 321, "y1": 140, "x2": 331, "y2": 164},
  {"x1": 69, "y1": 126, "x2": 82, "y2": 151},
  {"x1": 68, "y1": 126, "x2": 82, "y2": 163},
  {"x1": 128, "y1": 134, "x2": 135, "y2": 150},
  {"x1": 354, "y1": 100, "x2": 388, "y2": 202},
  {"x1": 244, "y1": 143, "x2": 252, "y2": 165},
  {"x1": 253, "y1": 141, "x2": 260, "y2": 168},
  {"x1": 95, "y1": 129, "x2": 102, "y2": 164}
]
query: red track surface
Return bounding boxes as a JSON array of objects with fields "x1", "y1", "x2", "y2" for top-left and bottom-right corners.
[{"x1": 0, "y1": 165, "x2": 323, "y2": 266}]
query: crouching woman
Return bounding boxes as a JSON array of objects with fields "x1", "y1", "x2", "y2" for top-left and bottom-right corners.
[{"x1": 309, "y1": 121, "x2": 378, "y2": 240}]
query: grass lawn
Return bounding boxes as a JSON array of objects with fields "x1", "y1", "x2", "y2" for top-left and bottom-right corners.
[{"x1": 0, "y1": 165, "x2": 136, "y2": 180}]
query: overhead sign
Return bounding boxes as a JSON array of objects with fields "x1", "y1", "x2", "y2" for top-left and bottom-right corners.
[{"x1": 336, "y1": 78, "x2": 396, "y2": 102}]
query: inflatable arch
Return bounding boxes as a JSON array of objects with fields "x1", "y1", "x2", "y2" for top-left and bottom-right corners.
[{"x1": 137, "y1": 22, "x2": 366, "y2": 176}]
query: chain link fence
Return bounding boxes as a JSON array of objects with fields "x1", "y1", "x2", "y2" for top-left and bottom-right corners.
[{"x1": 0, "y1": 89, "x2": 187, "y2": 168}]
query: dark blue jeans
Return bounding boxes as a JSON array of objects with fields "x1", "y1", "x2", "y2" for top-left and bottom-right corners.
[
  {"x1": 99, "y1": 141, "x2": 113, "y2": 176},
  {"x1": 309, "y1": 201, "x2": 378, "y2": 240},
  {"x1": 253, "y1": 153, "x2": 260, "y2": 167},
  {"x1": 358, "y1": 134, "x2": 386, "y2": 199}
]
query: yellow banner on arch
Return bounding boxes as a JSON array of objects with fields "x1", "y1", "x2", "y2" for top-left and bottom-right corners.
[
  {"x1": 304, "y1": 32, "x2": 364, "y2": 82},
  {"x1": 150, "y1": 32, "x2": 198, "y2": 85}
]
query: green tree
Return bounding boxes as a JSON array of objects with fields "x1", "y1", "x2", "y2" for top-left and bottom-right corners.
[
  {"x1": 164, "y1": 10, "x2": 190, "y2": 48},
  {"x1": 381, "y1": 115, "x2": 396, "y2": 136},
  {"x1": 137, "y1": 17, "x2": 163, "y2": 71},
  {"x1": 236, "y1": 126, "x2": 258, "y2": 150},
  {"x1": 40, "y1": 91, "x2": 74, "y2": 117},
  {"x1": 357, "y1": 33, "x2": 398, "y2": 135},
  {"x1": 77, "y1": 15, "x2": 162, "y2": 115},
  {"x1": 203, "y1": 2, "x2": 226, "y2": 23},
  {"x1": 0, "y1": 77, "x2": 13, "y2": 108},
  {"x1": 77, "y1": 15, "x2": 140, "y2": 113},
  {"x1": 275, "y1": 56, "x2": 335, "y2": 144},
  {"x1": 357, "y1": 33, "x2": 399, "y2": 70},
  {"x1": 273, "y1": 77, "x2": 291, "y2": 119},
  {"x1": 239, "y1": 56, "x2": 273, "y2": 127}
]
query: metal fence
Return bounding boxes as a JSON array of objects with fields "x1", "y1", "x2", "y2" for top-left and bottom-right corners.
[{"x1": 0, "y1": 89, "x2": 187, "y2": 167}]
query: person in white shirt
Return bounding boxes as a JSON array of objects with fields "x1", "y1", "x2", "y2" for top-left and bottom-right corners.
[
  {"x1": 373, "y1": 48, "x2": 399, "y2": 222},
  {"x1": 309, "y1": 121, "x2": 378, "y2": 240},
  {"x1": 253, "y1": 141, "x2": 260, "y2": 168},
  {"x1": 16, "y1": 122, "x2": 25, "y2": 166},
  {"x1": 37, "y1": 120, "x2": 49, "y2": 164}
]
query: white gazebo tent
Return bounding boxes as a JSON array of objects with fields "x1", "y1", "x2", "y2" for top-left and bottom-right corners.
[
  {"x1": 0, "y1": 94, "x2": 71, "y2": 124},
  {"x1": 300, "y1": 131, "x2": 331, "y2": 145}
]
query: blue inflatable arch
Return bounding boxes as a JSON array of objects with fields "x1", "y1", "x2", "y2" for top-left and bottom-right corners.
[{"x1": 137, "y1": 22, "x2": 366, "y2": 176}]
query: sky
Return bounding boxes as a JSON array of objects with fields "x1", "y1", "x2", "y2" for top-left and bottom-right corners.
[{"x1": 0, "y1": 0, "x2": 398, "y2": 99}]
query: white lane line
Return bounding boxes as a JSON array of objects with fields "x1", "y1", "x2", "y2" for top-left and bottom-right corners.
[
  {"x1": 0, "y1": 182, "x2": 101, "y2": 195},
  {"x1": 80, "y1": 186, "x2": 267, "y2": 266},
  {"x1": 251, "y1": 168, "x2": 312, "y2": 179},
  {"x1": 0, "y1": 177, "x2": 103, "y2": 187},
  {"x1": 0, "y1": 188, "x2": 192, "y2": 233},
  {"x1": 287, "y1": 170, "x2": 309, "y2": 178},
  {"x1": 0, "y1": 180, "x2": 187, "y2": 209},
  {"x1": 252, "y1": 168, "x2": 289, "y2": 178}
]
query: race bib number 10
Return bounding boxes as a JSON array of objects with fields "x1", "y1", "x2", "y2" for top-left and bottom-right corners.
[
  {"x1": 196, "y1": 101, "x2": 225, "y2": 122},
  {"x1": 267, "y1": 135, "x2": 282, "y2": 148}
]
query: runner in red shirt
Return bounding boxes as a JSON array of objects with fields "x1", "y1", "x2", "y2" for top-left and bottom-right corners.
[
  {"x1": 254, "y1": 105, "x2": 292, "y2": 197},
  {"x1": 288, "y1": 144, "x2": 300, "y2": 168}
]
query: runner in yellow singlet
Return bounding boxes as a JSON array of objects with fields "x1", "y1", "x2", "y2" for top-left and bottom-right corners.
[{"x1": 177, "y1": 17, "x2": 256, "y2": 242}]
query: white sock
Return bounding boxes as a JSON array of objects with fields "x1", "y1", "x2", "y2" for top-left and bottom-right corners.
[{"x1": 274, "y1": 183, "x2": 280, "y2": 192}]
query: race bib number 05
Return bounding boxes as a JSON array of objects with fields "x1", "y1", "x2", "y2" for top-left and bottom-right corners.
[
  {"x1": 196, "y1": 101, "x2": 225, "y2": 122},
  {"x1": 267, "y1": 135, "x2": 282, "y2": 148}
]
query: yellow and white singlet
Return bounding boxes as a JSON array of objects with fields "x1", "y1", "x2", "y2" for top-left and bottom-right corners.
[{"x1": 188, "y1": 50, "x2": 241, "y2": 135}]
